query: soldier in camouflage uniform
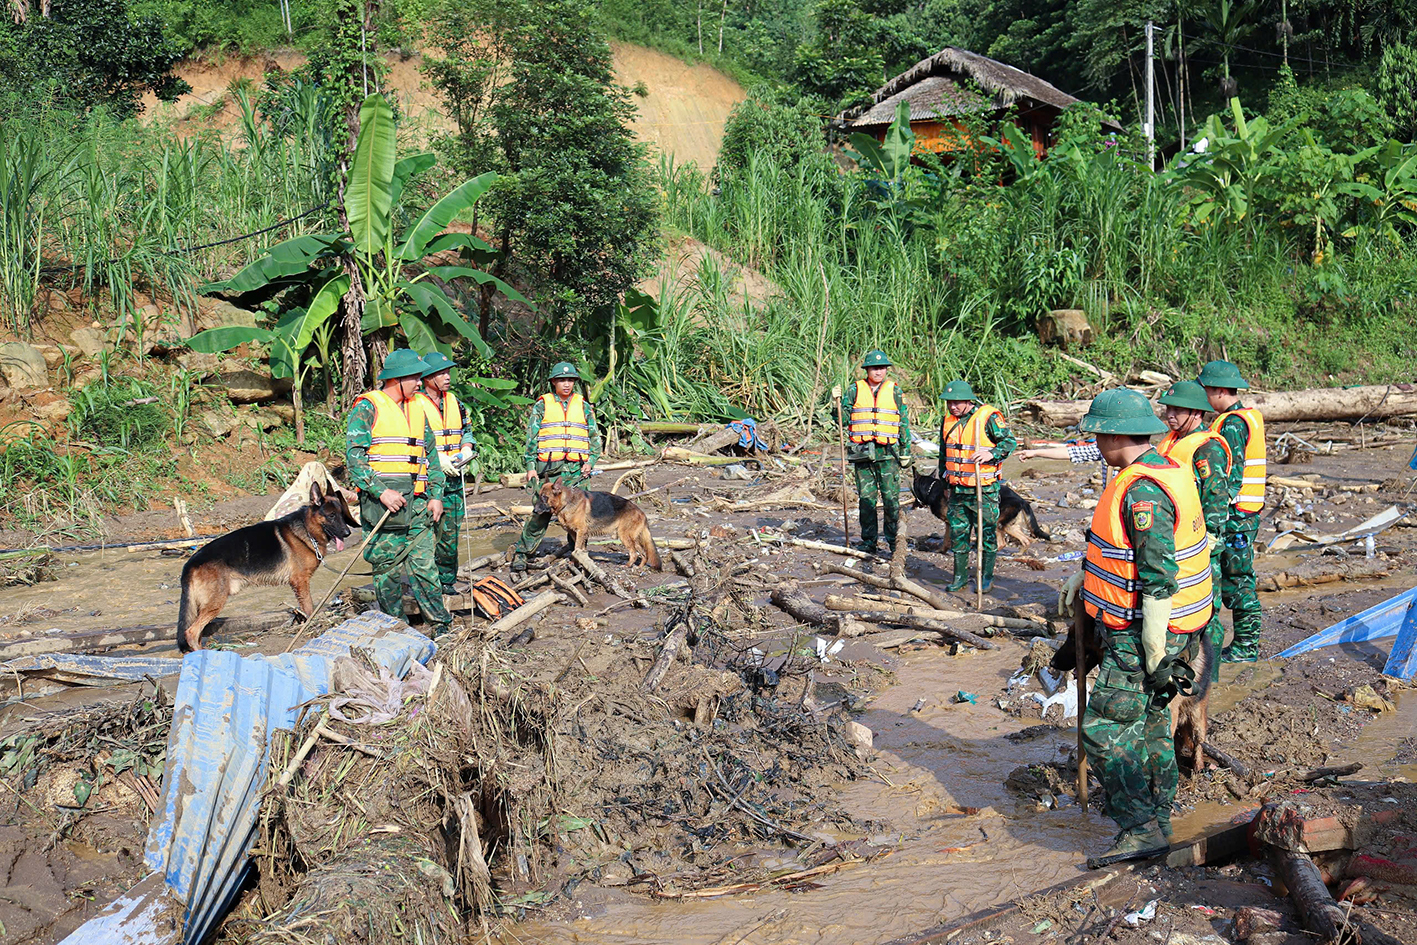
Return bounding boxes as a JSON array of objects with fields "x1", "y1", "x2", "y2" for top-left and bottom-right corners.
[
  {"x1": 938, "y1": 380, "x2": 1016, "y2": 592},
  {"x1": 1157, "y1": 380, "x2": 1232, "y2": 682},
  {"x1": 511, "y1": 362, "x2": 600, "y2": 572},
  {"x1": 1059, "y1": 389, "x2": 1211, "y2": 869},
  {"x1": 840, "y1": 351, "x2": 913, "y2": 555},
  {"x1": 414, "y1": 351, "x2": 477, "y2": 594},
  {"x1": 345, "y1": 349, "x2": 452, "y2": 636},
  {"x1": 1199, "y1": 360, "x2": 1266, "y2": 663}
]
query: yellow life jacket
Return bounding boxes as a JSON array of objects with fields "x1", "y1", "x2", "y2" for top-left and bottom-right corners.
[
  {"x1": 1210, "y1": 406, "x2": 1266, "y2": 513},
  {"x1": 942, "y1": 405, "x2": 1003, "y2": 487},
  {"x1": 848, "y1": 379, "x2": 901, "y2": 445},
  {"x1": 412, "y1": 390, "x2": 463, "y2": 457},
  {"x1": 1157, "y1": 427, "x2": 1232, "y2": 488},
  {"x1": 354, "y1": 389, "x2": 428, "y2": 496},
  {"x1": 537, "y1": 393, "x2": 591, "y2": 463},
  {"x1": 1082, "y1": 458, "x2": 1213, "y2": 633}
]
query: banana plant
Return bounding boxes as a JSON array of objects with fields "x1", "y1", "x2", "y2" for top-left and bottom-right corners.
[
  {"x1": 1341, "y1": 139, "x2": 1417, "y2": 244},
  {"x1": 1170, "y1": 98, "x2": 1296, "y2": 226},
  {"x1": 196, "y1": 93, "x2": 528, "y2": 375}
]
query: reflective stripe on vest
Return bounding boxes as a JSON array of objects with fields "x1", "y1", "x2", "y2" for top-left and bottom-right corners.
[
  {"x1": 848, "y1": 379, "x2": 901, "y2": 445},
  {"x1": 537, "y1": 393, "x2": 590, "y2": 463},
  {"x1": 1210, "y1": 407, "x2": 1266, "y2": 513},
  {"x1": 942, "y1": 405, "x2": 1003, "y2": 487},
  {"x1": 355, "y1": 389, "x2": 427, "y2": 496},
  {"x1": 1082, "y1": 459, "x2": 1213, "y2": 633},
  {"x1": 1157, "y1": 427, "x2": 1233, "y2": 489},
  {"x1": 412, "y1": 390, "x2": 463, "y2": 457}
]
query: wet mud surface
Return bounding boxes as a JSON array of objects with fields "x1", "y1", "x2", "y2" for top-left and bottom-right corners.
[{"x1": 2, "y1": 432, "x2": 1415, "y2": 944}]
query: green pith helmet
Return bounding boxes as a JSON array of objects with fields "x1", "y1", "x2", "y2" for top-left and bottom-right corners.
[
  {"x1": 1159, "y1": 379, "x2": 1212, "y2": 413},
  {"x1": 377, "y1": 349, "x2": 428, "y2": 381},
  {"x1": 939, "y1": 379, "x2": 979, "y2": 403},
  {"x1": 1197, "y1": 359, "x2": 1250, "y2": 390},
  {"x1": 862, "y1": 350, "x2": 892, "y2": 368},
  {"x1": 548, "y1": 361, "x2": 581, "y2": 381},
  {"x1": 1078, "y1": 388, "x2": 1168, "y2": 435},
  {"x1": 419, "y1": 351, "x2": 456, "y2": 376}
]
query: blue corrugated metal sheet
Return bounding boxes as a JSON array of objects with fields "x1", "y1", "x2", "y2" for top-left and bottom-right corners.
[
  {"x1": 1, "y1": 653, "x2": 182, "y2": 683},
  {"x1": 1382, "y1": 596, "x2": 1417, "y2": 680},
  {"x1": 257, "y1": 609, "x2": 435, "y2": 694},
  {"x1": 145, "y1": 650, "x2": 315, "y2": 945},
  {"x1": 133, "y1": 611, "x2": 436, "y2": 945},
  {"x1": 1274, "y1": 586, "x2": 1417, "y2": 658}
]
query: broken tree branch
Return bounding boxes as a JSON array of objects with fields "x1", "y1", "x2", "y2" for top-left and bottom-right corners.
[
  {"x1": 1202, "y1": 742, "x2": 1252, "y2": 781},
  {"x1": 768, "y1": 583, "x2": 874, "y2": 637},
  {"x1": 488, "y1": 591, "x2": 562, "y2": 636}
]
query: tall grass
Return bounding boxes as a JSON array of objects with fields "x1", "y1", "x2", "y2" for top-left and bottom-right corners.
[
  {"x1": 0, "y1": 88, "x2": 335, "y2": 337},
  {"x1": 654, "y1": 124, "x2": 1416, "y2": 430}
]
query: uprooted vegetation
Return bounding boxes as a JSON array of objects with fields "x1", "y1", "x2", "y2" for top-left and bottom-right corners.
[{"x1": 228, "y1": 548, "x2": 885, "y2": 940}]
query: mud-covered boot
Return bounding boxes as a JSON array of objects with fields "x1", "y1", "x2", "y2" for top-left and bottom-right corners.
[
  {"x1": 854, "y1": 539, "x2": 879, "y2": 555},
  {"x1": 1086, "y1": 822, "x2": 1169, "y2": 870},
  {"x1": 510, "y1": 553, "x2": 528, "y2": 574},
  {"x1": 980, "y1": 550, "x2": 997, "y2": 593},
  {"x1": 947, "y1": 553, "x2": 970, "y2": 591}
]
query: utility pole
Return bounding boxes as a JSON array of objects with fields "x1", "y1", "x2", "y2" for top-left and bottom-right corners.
[
  {"x1": 1145, "y1": 20, "x2": 1156, "y2": 170},
  {"x1": 1281, "y1": 0, "x2": 1289, "y2": 68}
]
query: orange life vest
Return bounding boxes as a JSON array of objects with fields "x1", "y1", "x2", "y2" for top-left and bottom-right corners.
[
  {"x1": 1157, "y1": 427, "x2": 1232, "y2": 486},
  {"x1": 848, "y1": 379, "x2": 901, "y2": 445},
  {"x1": 412, "y1": 389, "x2": 463, "y2": 457},
  {"x1": 1082, "y1": 458, "x2": 1213, "y2": 633},
  {"x1": 354, "y1": 389, "x2": 428, "y2": 496},
  {"x1": 536, "y1": 393, "x2": 591, "y2": 463},
  {"x1": 942, "y1": 405, "x2": 1003, "y2": 487},
  {"x1": 1209, "y1": 407, "x2": 1266, "y2": 513}
]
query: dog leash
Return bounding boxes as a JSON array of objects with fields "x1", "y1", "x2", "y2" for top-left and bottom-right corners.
[{"x1": 284, "y1": 507, "x2": 393, "y2": 653}]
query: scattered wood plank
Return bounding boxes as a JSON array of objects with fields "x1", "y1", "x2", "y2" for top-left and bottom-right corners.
[
  {"x1": 487, "y1": 591, "x2": 562, "y2": 636},
  {"x1": 500, "y1": 459, "x2": 653, "y2": 488},
  {"x1": 759, "y1": 536, "x2": 873, "y2": 560}
]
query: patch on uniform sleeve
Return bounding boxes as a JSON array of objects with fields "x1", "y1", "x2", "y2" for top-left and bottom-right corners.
[
  {"x1": 1132, "y1": 500, "x2": 1154, "y2": 531},
  {"x1": 1196, "y1": 458, "x2": 1211, "y2": 479}
]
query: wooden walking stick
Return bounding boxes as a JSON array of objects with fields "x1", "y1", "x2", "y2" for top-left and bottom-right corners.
[
  {"x1": 833, "y1": 386, "x2": 850, "y2": 546},
  {"x1": 974, "y1": 463, "x2": 984, "y2": 611},
  {"x1": 285, "y1": 506, "x2": 393, "y2": 652},
  {"x1": 1073, "y1": 600, "x2": 1090, "y2": 812}
]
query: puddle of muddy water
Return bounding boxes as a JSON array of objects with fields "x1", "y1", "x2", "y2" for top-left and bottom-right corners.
[{"x1": 504, "y1": 645, "x2": 1109, "y2": 945}]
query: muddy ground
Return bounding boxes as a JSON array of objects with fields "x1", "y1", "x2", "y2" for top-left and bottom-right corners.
[{"x1": 1, "y1": 426, "x2": 1415, "y2": 945}]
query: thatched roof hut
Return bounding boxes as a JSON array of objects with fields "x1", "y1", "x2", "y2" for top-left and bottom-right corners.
[{"x1": 838, "y1": 47, "x2": 1116, "y2": 157}]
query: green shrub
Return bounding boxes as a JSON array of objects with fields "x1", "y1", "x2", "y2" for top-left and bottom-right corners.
[{"x1": 70, "y1": 379, "x2": 169, "y2": 451}]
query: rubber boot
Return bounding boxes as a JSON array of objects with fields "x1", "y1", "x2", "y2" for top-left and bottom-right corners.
[
  {"x1": 947, "y1": 553, "x2": 970, "y2": 591},
  {"x1": 1086, "y1": 821, "x2": 1169, "y2": 870},
  {"x1": 979, "y1": 550, "x2": 997, "y2": 594}
]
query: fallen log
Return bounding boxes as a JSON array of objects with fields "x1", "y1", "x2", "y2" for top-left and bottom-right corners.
[
  {"x1": 457, "y1": 553, "x2": 501, "y2": 576},
  {"x1": 488, "y1": 591, "x2": 561, "y2": 636},
  {"x1": 821, "y1": 594, "x2": 1043, "y2": 630},
  {"x1": 643, "y1": 621, "x2": 687, "y2": 692},
  {"x1": 1299, "y1": 761, "x2": 1363, "y2": 782},
  {"x1": 661, "y1": 446, "x2": 751, "y2": 467},
  {"x1": 1202, "y1": 741, "x2": 1252, "y2": 781},
  {"x1": 0, "y1": 611, "x2": 294, "y2": 660},
  {"x1": 758, "y1": 536, "x2": 873, "y2": 560},
  {"x1": 692, "y1": 425, "x2": 744, "y2": 456},
  {"x1": 768, "y1": 584, "x2": 874, "y2": 637},
  {"x1": 1023, "y1": 384, "x2": 1417, "y2": 428},
  {"x1": 570, "y1": 548, "x2": 639, "y2": 603},
  {"x1": 638, "y1": 421, "x2": 704, "y2": 435},
  {"x1": 1260, "y1": 558, "x2": 1390, "y2": 592},
  {"x1": 1270, "y1": 847, "x2": 1404, "y2": 945},
  {"x1": 821, "y1": 561, "x2": 959, "y2": 614},
  {"x1": 500, "y1": 459, "x2": 653, "y2": 488},
  {"x1": 850, "y1": 612, "x2": 996, "y2": 650}
]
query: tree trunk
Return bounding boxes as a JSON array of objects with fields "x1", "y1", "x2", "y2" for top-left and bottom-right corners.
[
  {"x1": 1022, "y1": 385, "x2": 1417, "y2": 427},
  {"x1": 293, "y1": 378, "x2": 306, "y2": 446},
  {"x1": 718, "y1": 0, "x2": 726, "y2": 52},
  {"x1": 697, "y1": 0, "x2": 703, "y2": 55}
]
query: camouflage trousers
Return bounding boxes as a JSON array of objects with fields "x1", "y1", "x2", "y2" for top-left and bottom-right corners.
[
  {"x1": 1205, "y1": 550, "x2": 1224, "y2": 682},
  {"x1": 946, "y1": 484, "x2": 1000, "y2": 557},
  {"x1": 363, "y1": 497, "x2": 451, "y2": 633},
  {"x1": 1219, "y1": 512, "x2": 1262, "y2": 653},
  {"x1": 853, "y1": 458, "x2": 900, "y2": 548},
  {"x1": 1081, "y1": 624, "x2": 1193, "y2": 832},
  {"x1": 432, "y1": 477, "x2": 465, "y2": 590},
  {"x1": 514, "y1": 461, "x2": 588, "y2": 558}
]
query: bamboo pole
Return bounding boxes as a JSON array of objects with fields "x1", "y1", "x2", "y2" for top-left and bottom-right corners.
[{"x1": 834, "y1": 386, "x2": 850, "y2": 546}]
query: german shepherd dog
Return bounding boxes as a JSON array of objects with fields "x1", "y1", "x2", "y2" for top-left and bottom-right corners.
[
  {"x1": 534, "y1": 480, "x2": 662, "y2": 571},
  {"x1": 177, "y1": 482, "x2": 357, "y2": 652},
  {"x1": 911, "y1": 470, "x2": 1051, "y2": 550},
  {"x1": 1050, "y1": 618, "x2": 1215, "y2": 772}
]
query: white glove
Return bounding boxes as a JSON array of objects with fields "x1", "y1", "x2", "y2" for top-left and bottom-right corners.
[
  {"x1": 452, "y1": 444, "x2": 475, "y2": 473},
  {"x1": 438, "y1": 452, "x2": 458, "y2": 476},
  {"x1": 1058, "y1": 571, "x2": 1085, "y2": 618},
  {"x1": 1140, "y1": 596, "x2": 1173, "y2": 674}
]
